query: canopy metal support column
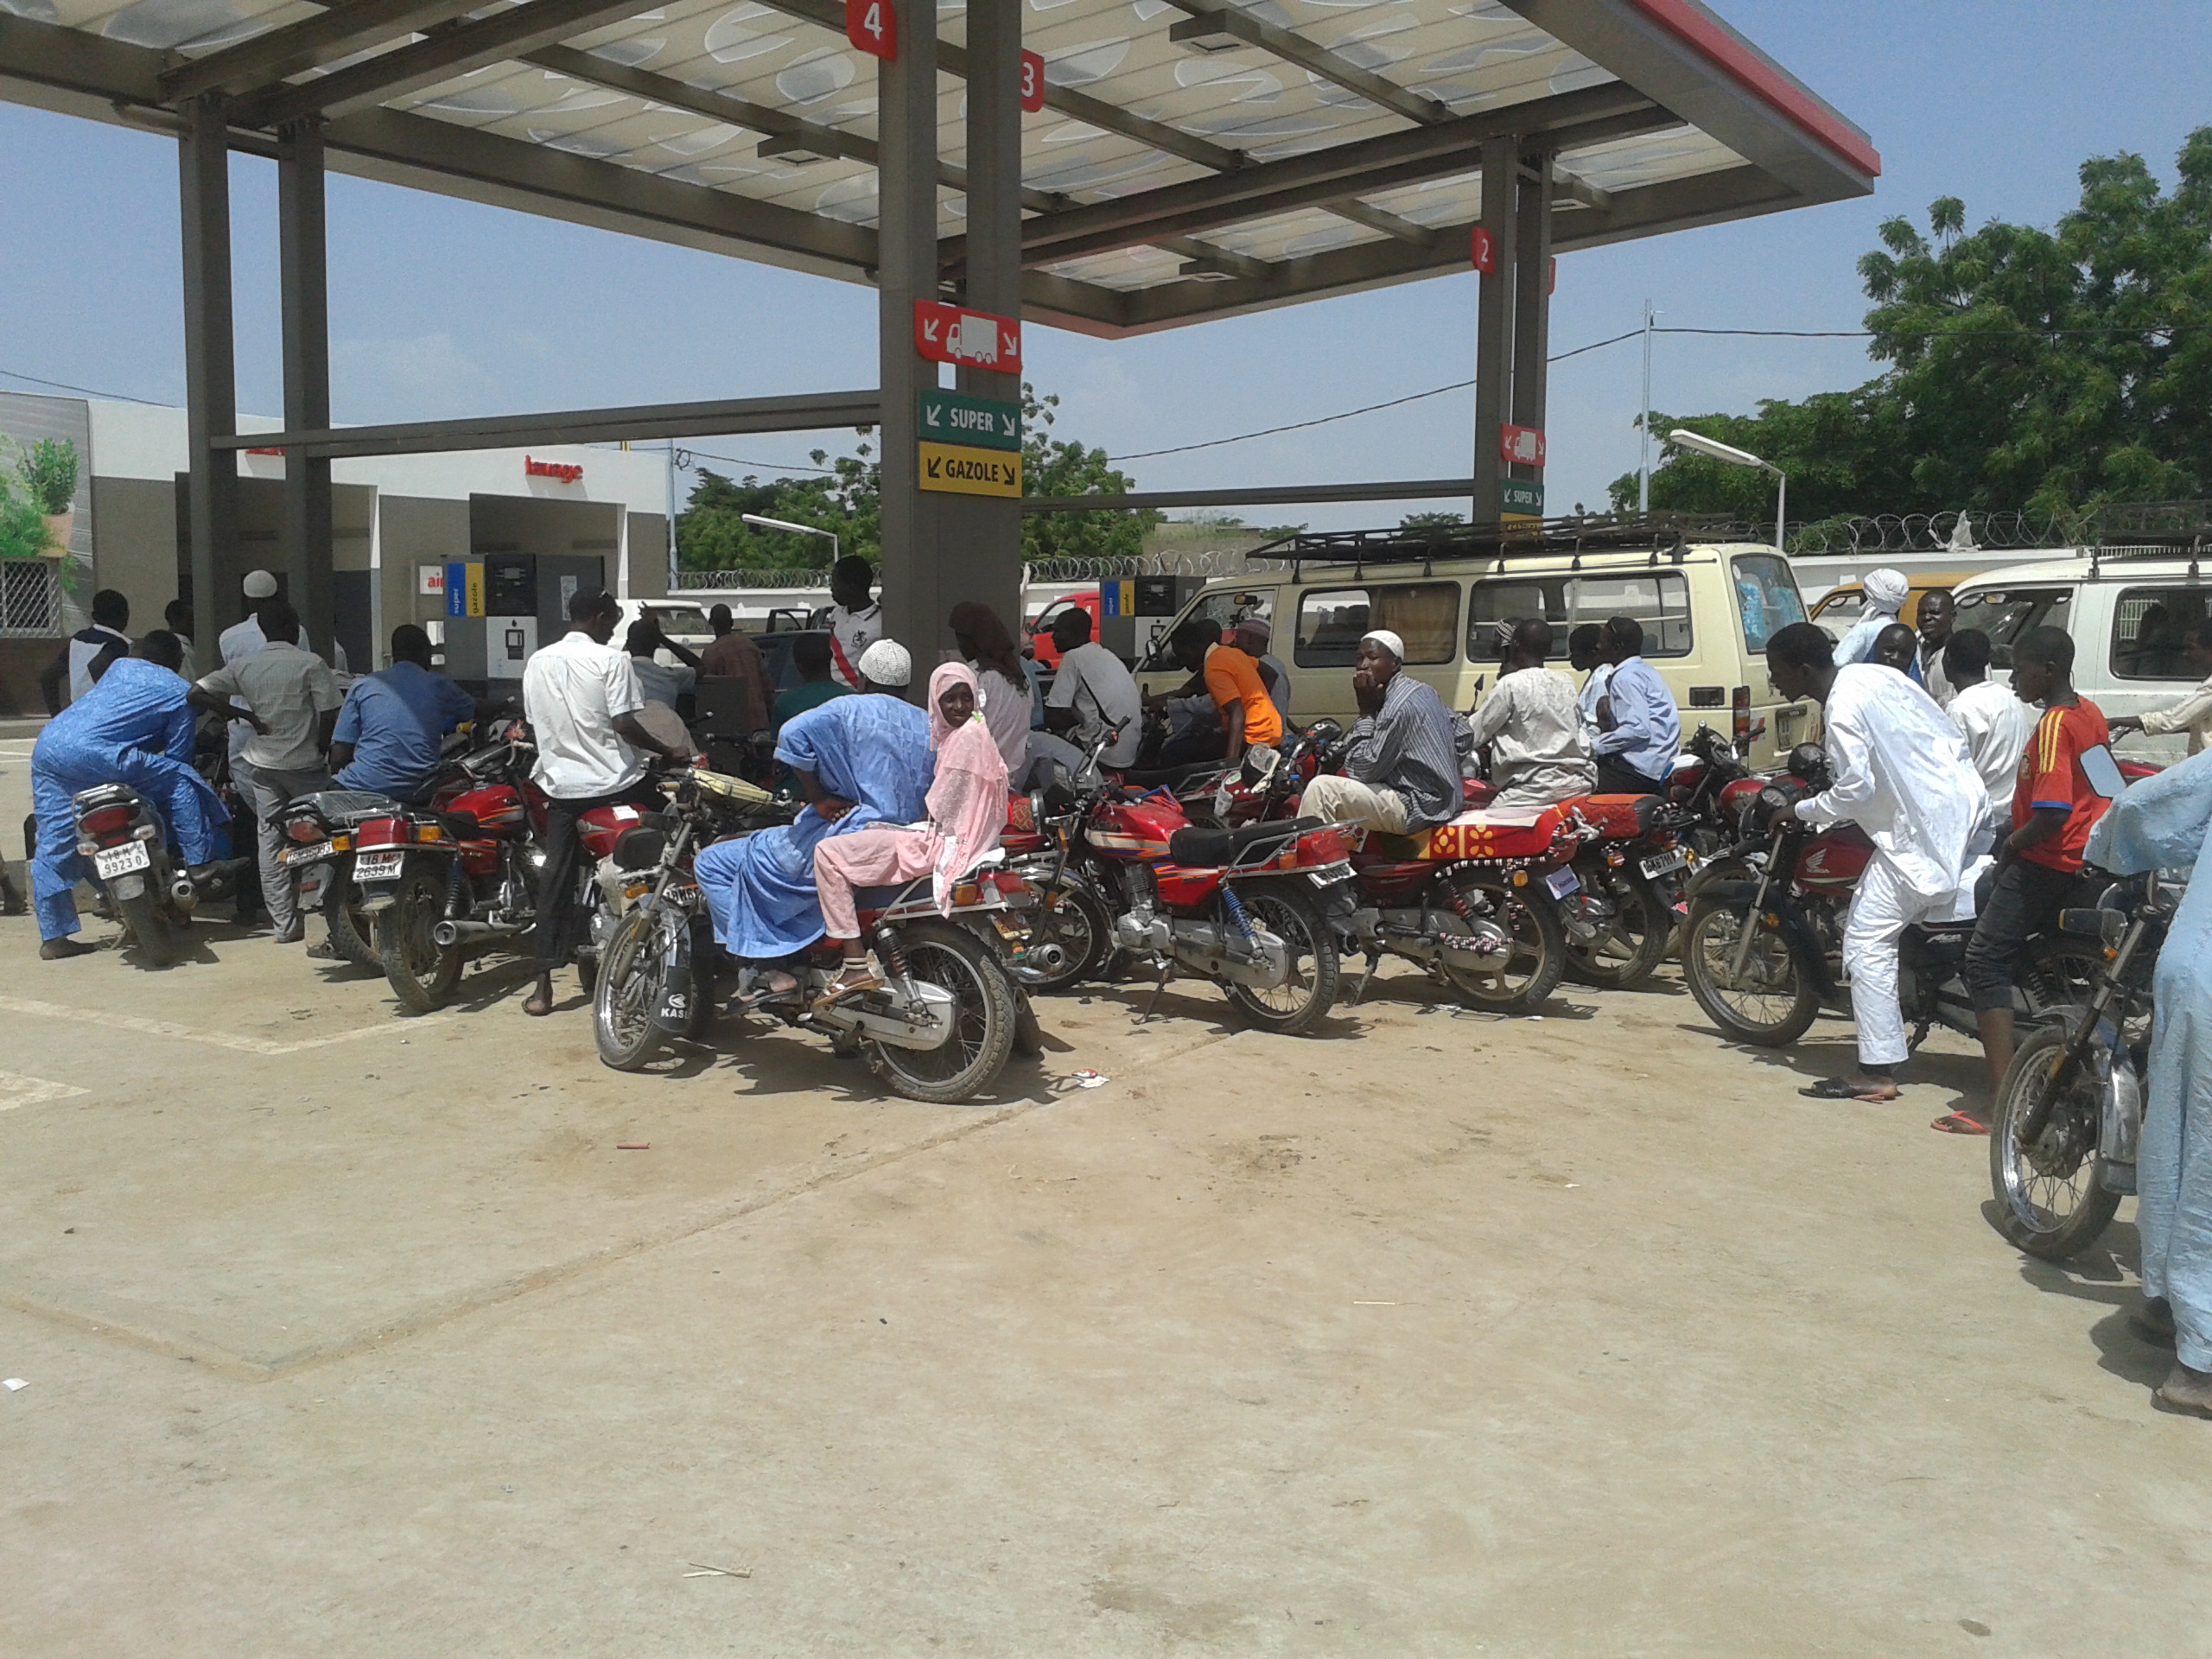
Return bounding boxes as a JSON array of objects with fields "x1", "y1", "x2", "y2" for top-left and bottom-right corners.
[
  {"x1": 1470, "y1": 134, "x2": 1517, "y2": 524},
  {"x1": 1510, "y1": 149, "x2": 1553, "y2": 517},
  {"x1": 946, "y1": 0, "x2": 1023, "y2": 642},
  {"x1": 279, "y1": 116, "x2": 335, "y2": 659},
  {"x1": 178, "y1": 92, "x2": 238, "y2": 638},
  {"x1": 875, "y1": 0, "x2": 948, "y2": 686}
]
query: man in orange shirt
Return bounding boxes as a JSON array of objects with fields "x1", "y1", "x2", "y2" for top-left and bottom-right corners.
[
  {"x1": 1955, "y1": 626, "x2": 2117, "y2": 1130},
  {"x1": 1148, "y1": 617, "x2": 1283, "y2": 768}
]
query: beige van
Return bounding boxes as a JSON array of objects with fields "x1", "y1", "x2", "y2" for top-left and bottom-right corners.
[{"x1": 1128, "y1": 524, "x2": 1812, "y2": 769}]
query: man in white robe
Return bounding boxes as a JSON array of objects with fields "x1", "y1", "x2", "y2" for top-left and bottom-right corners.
[
  {"x1": 1765, "y1": 622, "x2": 1991, "y2": 1102},
  {"x1": 1833, "y1": 567, "x2": 1910, "y2": 667}
]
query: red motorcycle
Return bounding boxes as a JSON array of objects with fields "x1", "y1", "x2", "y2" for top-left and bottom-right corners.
[
  {"x1": 352, "y1": 720, "x2": 650, "y2": 1012},
  {"x1": 1552, "y1": 791, "x2": 1698, "y2": 991},
  {"x1": 1681, "y1": 746, "x2": 2104, "y2": 1048}
]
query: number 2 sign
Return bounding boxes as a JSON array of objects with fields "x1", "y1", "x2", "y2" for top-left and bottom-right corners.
[
  {"x1": 1020, "y1": 48, "x2": 1045, "y2": 111},
  {"x1": 847, "y1": 0, "x2": 893, "y2": 60}
]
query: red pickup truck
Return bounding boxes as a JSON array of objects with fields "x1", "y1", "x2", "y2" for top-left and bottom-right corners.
[{"x1": 1025, "y1": 589, "x2": 1101, "y2": 669}]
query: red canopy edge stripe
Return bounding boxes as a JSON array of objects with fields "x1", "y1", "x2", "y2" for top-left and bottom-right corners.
[{"x1": 1627, "y1": 0, "x2": 1882, "y2": 179}]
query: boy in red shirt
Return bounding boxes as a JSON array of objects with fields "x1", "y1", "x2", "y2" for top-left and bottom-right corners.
[{"x1": 1955, "y1": 626, "x2": 2115, "y2": 1129}]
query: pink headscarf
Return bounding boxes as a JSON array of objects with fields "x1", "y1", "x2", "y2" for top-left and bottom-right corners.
[{"x1": 923, "y1": 660, "x2": 1011, "y2": 910}]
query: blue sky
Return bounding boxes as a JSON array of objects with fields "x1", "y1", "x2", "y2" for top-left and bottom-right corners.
[{"x1": 1, "y1": 1, "x2": 2208, "y2": 530}]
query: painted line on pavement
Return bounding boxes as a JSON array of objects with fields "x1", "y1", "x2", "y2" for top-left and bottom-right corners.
[
  {"x1": 0, "y1": 995, "x2": 442, "y2": 1056},
  {"x1": 0, "y1": 1071, "x2": 92, "y2": 1110}
]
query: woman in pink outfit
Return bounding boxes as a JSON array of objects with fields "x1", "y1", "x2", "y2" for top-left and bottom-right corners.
[{"x1": 812, "y1": 661, "x2": 1010, "y2": 1003}]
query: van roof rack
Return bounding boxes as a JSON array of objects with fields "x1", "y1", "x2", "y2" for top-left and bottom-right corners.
[
  {"x1": 1249, "y1": 513, "x2": 1750, "y2": 582},
  {"x1": 2085, "y1": 534, "x2": 2208, "y2": 583}
]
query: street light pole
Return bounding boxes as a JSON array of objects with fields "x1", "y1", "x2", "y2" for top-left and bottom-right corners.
[
  {"x1": 1663, "y1": 429, "x2": 1786, "y2": 553},
  {"x1": 741, "y1": 513, "x2": 840, "y2": 565}
]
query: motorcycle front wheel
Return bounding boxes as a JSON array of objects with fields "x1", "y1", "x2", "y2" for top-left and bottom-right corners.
[
  {"x1": 1221, "y1": 886, "x2": 1341, "y2": 1035},
  {"x1": 1439, "y1": 870, "x2": 1565, "y2": 1015},
  {"x1": 868, "y1": 918, "x2": 1016, "y2": 1103},
  {"x1": 1682, "y1": 899, "x2": 1820, "y2": 1046},
  {"x1": 593, "y1": 906, "x2": 665, "y2": 1071},
  {"x1": 117, "y1": 888, "x2": 177, "y2": 967},
  {"x1": 1561, "y1": 863, "x2": 1672, "y2": 991},
  {"x1": 375, "y1": 864, "x2": 462, "y2": 1013},
  {"x1": 1989, "y1": 1023, "x2": 2122, "y2": 1260},
  {"x1": 1014, "y1": 872, "x2": 1112, "y2": 995}
]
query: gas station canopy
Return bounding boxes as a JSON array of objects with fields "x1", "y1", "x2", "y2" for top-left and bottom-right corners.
[{"x1": 0, "y1": 0, "x2": 1878, "y2": 338}]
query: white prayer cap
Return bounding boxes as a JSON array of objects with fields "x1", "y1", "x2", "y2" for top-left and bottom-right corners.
[
  {"x1": 1862, "y1": 569, "x2": 1909, "y2": 612},
  {"x1": 242, "y1": 569, "x2": 279, "y2": 599},
  {"x1": 857, "y1": 638, "x2": 912, "y2": 687},
  {"x1": 1361, "y1": 628, "x2": 1405, "y2": 662}
]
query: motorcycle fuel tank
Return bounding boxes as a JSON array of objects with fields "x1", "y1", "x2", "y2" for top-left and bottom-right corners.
[
  {"x1": 1795, "y1": 823, "x2": 1875, "y2": 891},
  {"x1": 1089, "y1": 797, "x2": 1185, "y2": 860}
]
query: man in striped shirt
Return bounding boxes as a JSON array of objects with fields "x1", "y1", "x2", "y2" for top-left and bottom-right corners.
[{"x1": 1299, "y1": 629, "x2": 1461, "y2": 836}]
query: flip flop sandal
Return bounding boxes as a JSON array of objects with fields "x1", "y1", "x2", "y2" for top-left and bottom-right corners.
[
  {"x1": 812, "y1": 974, "x2": 883, "y2": 1013},
  {"x1": 1799, "y1": 1077, "x2": 1895, "y2": 1101},
  {"x1": 1930, "y1": 1111, "x2": 1991, "y2": 1135}
]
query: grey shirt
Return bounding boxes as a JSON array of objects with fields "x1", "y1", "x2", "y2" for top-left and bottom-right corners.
[
  {"x1": 1342, "y1": 672, "x2": 1462, "y2": 830},
  {"x1": 1464, "y1": 664, "x2": 1597, "y2": 808},
  {"x1": 196, "y1": 640, "x2": 342, "y2": 772}
]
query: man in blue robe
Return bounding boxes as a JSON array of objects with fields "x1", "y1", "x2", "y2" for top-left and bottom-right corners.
[
  {"x1": 695, "y1": 640, "x2": 932, "y2": 979},
  {"x1": 2083, "y1": 752, "x2": 2212, "y2": 1415},
  {"x1": 29, "y1": 634, "x2": 228, "y2": 959}
]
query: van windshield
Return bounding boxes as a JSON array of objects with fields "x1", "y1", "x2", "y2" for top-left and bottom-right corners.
[
  {"x1": 1953, "y1": 587, "x2": 2070, "y2": 668},
  {"x1": 1141, "y1": 588, "x2": 1274, "y2": 671},
  {"x1": 647, "y1": 604, "x2": 713, "y2": 638},
  {"x1": 1729, "y1": 555, "x2": 1805, "y2": 652}
]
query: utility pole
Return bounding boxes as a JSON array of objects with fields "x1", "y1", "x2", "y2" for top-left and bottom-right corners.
[{"x1": 1637, "y1": 299, "x2": 1655, "y2": 514}]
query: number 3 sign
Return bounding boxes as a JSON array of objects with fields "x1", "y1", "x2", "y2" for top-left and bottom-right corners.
[
  {"x1": 847, "y1": 0, "x2": 893, "y2": 60},
  {"x1": 1020, "y1": 48, "x2": 1045, "y2": 111}
]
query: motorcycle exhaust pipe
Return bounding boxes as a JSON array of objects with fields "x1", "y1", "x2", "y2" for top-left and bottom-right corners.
[
  {"x1": 169, "y1": 873, "x2": 199, "y2": 911},
  {"x1": 431, "y1": 918, "x2": 531, "y2": 948}
]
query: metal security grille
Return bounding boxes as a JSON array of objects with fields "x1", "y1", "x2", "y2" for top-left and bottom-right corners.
[{"x1": 0, "y1": 559, "x2": 61, "y2": 639}]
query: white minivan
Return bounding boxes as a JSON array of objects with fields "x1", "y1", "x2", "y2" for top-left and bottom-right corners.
[{"x1": 1951, "y1": 547, "x2": 2212, "y2": 766}]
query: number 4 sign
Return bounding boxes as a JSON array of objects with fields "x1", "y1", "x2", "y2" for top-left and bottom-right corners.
[
  {"x1": 1020, "y1": 48, "x2": 1045, "y2": 112},
  {"x1": 847, "y1": 0, "x2": 893, "y2": 60}
]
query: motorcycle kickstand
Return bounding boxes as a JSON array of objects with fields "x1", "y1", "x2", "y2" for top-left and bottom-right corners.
[
  {"x1": 1907, "y1": 1020, "x2": 1932, "y2": 1053},
  {"x1": 1139, "y1": 956, "x2": 1173, "y2": 1022},
  {"x1": 1347, "y1": 949, "x2": 1382, "y2": 1007}
]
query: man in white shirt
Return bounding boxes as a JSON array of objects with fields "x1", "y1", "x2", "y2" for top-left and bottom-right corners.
[
  {"x1": 623, "y1": 618, "x2": 699, "y2": 713},
  {"x1": 1944, "y1": 628, "x2": 2037, "y2": 817},
  {"x1": 1567, "y1": 623, "x2": 1611, "y2": 749},
  {"x1": 219, "y1": 569, "x2": 349, "y2": 673},
  {"x1": 2109, "y1": 617, "x2": 2212, "y2": 755},
  {"x1": 1463, "y1": 618, "x2": 1595, "y2": 809},
  {"x1": 1766, "y1": 621, "x2": 1989, "y2": 1104},
  {"x1": 823, "y1": 556, "x2": 882, "y2": 690},
  {"x1": 519, "y1": 588, "x2": 696, "y2": 1018},
  {"x1": 187, "y1": 599, "x2": 342, "y2": 943},
  {"x1": 1038, "y1": 607, "x2": 1141, "y2": 774}
]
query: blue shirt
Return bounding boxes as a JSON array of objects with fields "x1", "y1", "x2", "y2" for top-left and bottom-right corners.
[
  {"x1": 1591, "y1": 654, "x2": 1681, "y2": 781},
  {"x1": 334, "y1": 660, "x2": 474, "y2": 800}
]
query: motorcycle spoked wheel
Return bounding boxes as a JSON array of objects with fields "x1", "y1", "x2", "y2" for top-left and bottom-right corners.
[
  {"x1": 1560, "y1": 863, "x2": 1672, "y2": 991},
  {"x1": 117, "y1": 888, "x2": 178, "y2": 967},
  {"x1": 594, "y1": 905, "x2": 670, "y2": 1071},
  {"x1": 1437, "y1": 870, "x2": 1565, "y2": 1015},
  {"x1": 865, "y1": 919, "x2": 1016, "y2": 1103},
  {"x1": 1988, "y1": 1022, "x2": 2122, "y2": 1260},
  {"x1": 1220, "y1": 886, "x2": 1341, "y2": 1035},
  {"x1": 1681, "y1": 898, "x2": 1821, "y2": 1046},
  {"x1": 1012, "y1": 873, "x2": 1112, "y2": 995},
  {"x1": 321, "y1": 885, "x2": 379, "y2": 969},
  {"x1": 376, "y1": 864, "x2": 463, "y2": 1013}
]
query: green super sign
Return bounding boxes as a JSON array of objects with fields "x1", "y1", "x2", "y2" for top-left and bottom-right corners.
[
  {"x1": 918, "y1": 389, "x2": 1020, "y2": 453},
  {"x1": 1500, "y1": 480, "x2": 1544, "y2": 514}
]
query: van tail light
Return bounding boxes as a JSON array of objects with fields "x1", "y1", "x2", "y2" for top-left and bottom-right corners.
[
  {"x1": 78, "y1": 804, "x2": 133, "y2": 840},
  {"x1": 1732, "y1": 685, "x2": 1752, "y2": 745}
]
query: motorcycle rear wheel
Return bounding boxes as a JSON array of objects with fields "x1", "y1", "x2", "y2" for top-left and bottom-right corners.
[
  {"x1": 1682, "y1": 899, "x2": 1821, "y2": 1046},
  {"x1": 1989, "y1": 1022, "x2": 2122, "y2": 1260},
  {"x1": 1562, "y1": 865, "x2": 1672, "y2": 991},
  {"x1": 1221, "y1": 886, "x2": 1340, "y2": 1035},
  {"x1": 593, "y1": 906, "x2": 665, "y2": 1071},
  {"x1": 1439, "y1": 870, "x2": 1565, "y2": 1015},
  {"x1": 118, "y1": 889, "x2": 176, "y2": 967},
  {"x1": 867, "y1": 919, "x2": 1015, "y2": 1103},
  {"x1": 375, "y1": 867, "x2": 462, "y2": 1013},
  {"x1": 322, "y1": 885, "x2": 378, "y2": 969}
]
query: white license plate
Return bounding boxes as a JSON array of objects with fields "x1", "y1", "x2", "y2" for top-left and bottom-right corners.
[
  {"x1": 284, "y1": 839, "x2": 334, "y2": 868},
  {"x1": 1306, "y1": 861, "x2": 1352, "y2": 887},
  {"x1": 354, "y1": 849, "x2": 404, "y2": 881},
  {"x1": 92, "y1": 841, "x2": 150, "y2": 880},
  {"x1": 1545, "y1": 867, "x2": 1581, "y2": 899},
  {"x1": 1641, "y1": 848, "x2": 1691, "y2": 880}
]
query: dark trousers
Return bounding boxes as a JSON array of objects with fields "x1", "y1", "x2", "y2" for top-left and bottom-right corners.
[
  {"x1": 1594, "y1": 757, "x2": 1669, "y2": 797},
  {"x1": 534, "y1": 784, "x2": 652, "y2": 970},
  {"x1": 1964, "y1": 857, "x2": 2082, "y2": 1014}
]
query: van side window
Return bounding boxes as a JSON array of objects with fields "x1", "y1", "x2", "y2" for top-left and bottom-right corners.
[
  {"x1": 1465, "y1": 572, "x2": 1693, "y2": 658},
  {"x1": 1731, "y1": 554, "x2": 1806, "y2": 651},
  {"x1": 2111, "y1": 587, "x2": 2212, "y2": 680},
  {"x1": 1294, "y1": 582, "x2": 1459, "y2": 666},
  {"x1": 1953, "y1": 588, "x2": 2070, "y2": 669},
  {"x1": 1141, "y1": 588, "x2": 1274, "y2": 671}
]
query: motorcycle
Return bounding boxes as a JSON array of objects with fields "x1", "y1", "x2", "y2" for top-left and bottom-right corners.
[
  {"x1": 1553, "y1": 791, "x2": 1698, "y2": 991},
  {"x1": 1989, "y1": 872, "x2": 2170, "y2": 1260},
  {"x1": 66, "y1": 782, "x2": 248, "y2": 966},
  {"x1": 274, "y1": 788, "x2": 409, "y2": 968},
  {"x1": 593, "y1": 769, "x2": 1036, "y2": 1103},
  {"x1": 1046, "y1": 728, "x2": 1354, "y2": 1034},
  {"x1": 1681, "y1": 746, "x2": 2105, "y2": 1048}
]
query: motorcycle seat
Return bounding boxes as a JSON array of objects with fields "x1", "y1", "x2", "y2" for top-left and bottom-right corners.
[
  {"x1": 293, "y1": 788, "x2": 404, "y2": 828},
  {"x1": 1559, "y1": 793, "x2": 1663, "y2": 838},
  {"x1": 1167, "y1": 816, "x2": 1324, "y2": 868},
  {"x1": 1113, "y1": 761, "x2": 1224, "y2": 789}
]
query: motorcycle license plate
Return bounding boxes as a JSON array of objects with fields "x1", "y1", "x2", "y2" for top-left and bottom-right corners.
[
  {"x1": 1306, "y1": 861, "x2": 1352, "y2": 887},
  {"x1": 1544, "y1": 867, "x2": 1581, "y2": 899},
  {"x1": 92, "y1": 842, "x2": 150, "y2": 880},
  {"x1": 354, "y1": 849, "x2": 404, "y2": 881},
  {"x1": 283, "y1": 839, "x2": 334, "y2": 868},
  {"x1": 1640, "y1": 847, "x2": 1691, "y2": 880}
]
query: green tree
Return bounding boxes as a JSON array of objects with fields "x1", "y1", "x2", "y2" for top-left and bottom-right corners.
[{"x1": 1613, "y1": 127, "x2": 2212, "y2": 524}]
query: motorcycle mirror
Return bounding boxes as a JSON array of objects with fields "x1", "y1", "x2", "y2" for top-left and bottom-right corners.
[{"x1": 1246, "y1": 746, "x2": 1281, "y2": 782}]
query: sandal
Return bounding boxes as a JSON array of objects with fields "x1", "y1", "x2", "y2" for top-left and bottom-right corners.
[
  {"x1": 1799, "y1": 1076, "x2": 1898, "y2": 1102},
  {"x1": 1930, "y1": 1110, "x2": 1990, "y2": 1135},
  {"x1": 733, "y1": 970, "x2": 800, "y2": 1009},
  {"x1": 812, "y1": 969, "x2": 882, "y2": 1011}
]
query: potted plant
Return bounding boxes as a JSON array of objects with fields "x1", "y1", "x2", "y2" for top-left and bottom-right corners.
[{"x1": 19, "y1": 437, "x2": 79, "y2": 558}]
